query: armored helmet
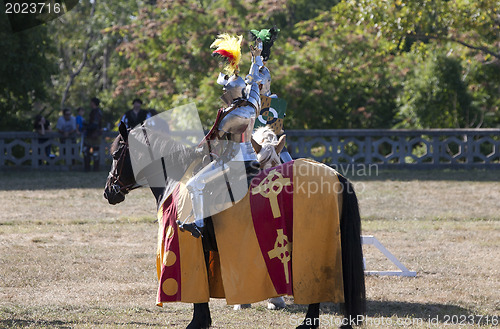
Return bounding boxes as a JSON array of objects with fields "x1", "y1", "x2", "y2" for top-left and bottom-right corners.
[{"x1": 217, "y1": 73, "x2": 246, "y2": 105}]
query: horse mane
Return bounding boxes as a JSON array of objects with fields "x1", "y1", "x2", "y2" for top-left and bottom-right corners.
[
  {"x1": 253, "y1": 126, "x2": 278, "y2": 146},
  {"x1": 110, "y1": 134, "x2": 122, "y2": 154}
]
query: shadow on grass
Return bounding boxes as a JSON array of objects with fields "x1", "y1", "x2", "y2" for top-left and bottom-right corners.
[
  {"x1": 0, "y1": 319, "x2": 73, "y2": 328},
  {"x1": 285, "y1": 300, "x2": 476, "y2": 324},
  {"x1": 0, "y1": 171, "x2": 110, "y2": 190},
  {"x1": 0, "y1": 319, "x2": 163, "y2": 328}
]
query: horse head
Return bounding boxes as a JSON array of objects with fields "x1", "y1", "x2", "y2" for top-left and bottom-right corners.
[
  {"x1": 103, "y1": 122, "x2": 138, "y2": 205},
  {"x1": 251, "y1": 127, "x2": 286, "y2": 169}
]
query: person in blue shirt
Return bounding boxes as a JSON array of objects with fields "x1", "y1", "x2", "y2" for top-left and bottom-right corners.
[
  {"x1": 83, "y1": 97, "x2": 103, "y2": 171},
  {"x1": 76, "y1": 107, "x2": 85, "y2": 135}
]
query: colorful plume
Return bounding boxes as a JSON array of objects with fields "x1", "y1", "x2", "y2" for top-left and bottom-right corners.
[
  {"x1": 249, "y1": 27, "x2": 279, "y2": 62},
  {"x1": 211, "y1": 34, "x2": 242, "y2": 75}
]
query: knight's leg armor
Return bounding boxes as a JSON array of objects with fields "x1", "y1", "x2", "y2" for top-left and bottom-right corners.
[
  {"x1": 178, "y1": 164, "x2": 211, "y2": 238},
  {"x1": 179, "y1": 159, "x2": 233, "y2": 238},
  {"x1": 186, "y1": 170, "x2": 207, "y2": 228},
  {"x1": 180, "y1": 147, "x2": 256, "y2": 238}
]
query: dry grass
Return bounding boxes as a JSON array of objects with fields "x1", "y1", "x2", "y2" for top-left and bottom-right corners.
[
  {"x1": 0, "y1": 169, "x2": 499, "y2": 328},
  {"x1": 353, "y1": 169, "x2": 500, "y2": 221}
]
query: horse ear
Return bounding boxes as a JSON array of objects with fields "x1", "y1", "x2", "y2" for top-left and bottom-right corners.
[
  {"x1": 251, "y1": 136, "x2": 262, "y2": 154},
  {"x1": 276, "y1": 134, "x2": 286, "y2": 154},
  {"x1": 119, "y1": 121, "x2": 128, "y2": 141}
]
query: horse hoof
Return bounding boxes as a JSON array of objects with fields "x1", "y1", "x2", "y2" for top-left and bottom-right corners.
[
  {"x1": 233, "y1": 304, "x2": 251, "y2": 310},
  {"x1": 267, "y1": 297, "x2": 286, "y2": 310}
]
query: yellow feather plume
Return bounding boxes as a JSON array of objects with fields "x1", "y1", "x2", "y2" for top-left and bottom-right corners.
[{"x1": 210, "y1": 34, "x2": 242, "y2": 75}]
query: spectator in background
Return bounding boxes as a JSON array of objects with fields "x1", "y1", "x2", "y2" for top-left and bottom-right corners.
[
  {"x1": 120, "y1": 98, "x2": 151, "y2": 129},
  {"x1": 75, "y1": 107, "x2": 86, "y2": 162},
  {"x1": 83, "y1": 97, "x2": 103, "y2": 172},
  {"x1": 33, "y1": 114, "x2": 53, "y2": 160},
  {"x1": 56, "y1": 108, "x2": 77, "y2": 142},
  {"x1": 76, "y1": 107, "x2": 85, "y2": 135}
]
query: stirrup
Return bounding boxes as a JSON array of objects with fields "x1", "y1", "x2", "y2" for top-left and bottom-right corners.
[{"x1": 176, "y1": 220, "x2": 203, "y2": 238}]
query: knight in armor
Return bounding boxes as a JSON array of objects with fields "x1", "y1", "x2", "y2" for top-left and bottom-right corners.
[
  {"x1": 249, "y1": 27, "x2": 293, "y2": 163},
  {"x1": 178, "y1": 34, "x2": 263, "y2": 238}
]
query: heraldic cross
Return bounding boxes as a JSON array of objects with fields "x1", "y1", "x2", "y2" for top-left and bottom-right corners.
[
  {"x1": 268, "y1": 229, "x2": 292, "y2": 284},
  {"x1": 251, "y1": 169, "x2": 291, "y2": 218}
]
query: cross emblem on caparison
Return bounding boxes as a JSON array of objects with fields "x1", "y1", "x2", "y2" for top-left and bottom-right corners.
[
  {"x1": 268, "y1": 229, "x2": 292, "y2": 284},
  {"x1": 251, "y1": 169, "x2": 291, "y2": 218}
]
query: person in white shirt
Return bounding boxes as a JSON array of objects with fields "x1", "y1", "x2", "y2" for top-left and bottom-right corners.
[{"x1": 56, "y1": 108, "x2": 77, "y2": 142}]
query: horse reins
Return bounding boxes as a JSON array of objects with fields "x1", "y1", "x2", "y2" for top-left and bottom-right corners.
[{"x1": 108, "y1": 140, "x2": 139, "y2": 196}]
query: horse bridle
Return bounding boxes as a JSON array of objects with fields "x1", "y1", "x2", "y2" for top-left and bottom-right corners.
[
  {"x1": 258, "y1": 144, "x2": 281, "y2": 168},
  {"x1": 108, "y1": 139, "x2": 139, "y2": 196}
]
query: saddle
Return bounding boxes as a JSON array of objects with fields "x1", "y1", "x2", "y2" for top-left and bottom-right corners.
[
  {"x1": 182, "y1": 159, "x2": 261, "y2": 244},
  {"x1": 199, "y1": 98, "x2": 248, "y2": 148}
]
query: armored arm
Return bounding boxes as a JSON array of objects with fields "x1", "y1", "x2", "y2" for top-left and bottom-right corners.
[
  {"x1": 247, "y1": 38, "x2": 272, "y2": 97},
  {"x1": 244, "y1": 81, "x2": 261, "y2": 112},
  {"x1": 246, "y1": 38, "x2": 264, "y2": 85}
]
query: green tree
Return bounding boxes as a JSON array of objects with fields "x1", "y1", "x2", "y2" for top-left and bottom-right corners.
[
  {"x1": 396, "y1": 50, "x2": 477, "y2": 128},
  {"x1": 331, "y1": 0, "x2": 499, "y2": 59},
  {"x1": 467, "y1": 60, "x2": 500, "y2": 127},
  {"x1": 332, "y1": 0, "x2": 500, "y2": 128},
  {"x1": 47, "y1": 0, "x2": 141, "y2": 127},
  {"x1": 110, "y1": 0, "x2": 343, "y2": 128},
  {"x1": 269, "y1": 9, "x2": 402, "y2": 129},
  {"x1": 111, "y1": 0, "x2": 219, "y2": 125},
  {"x1": 38, "y1": 0, "x2": 498, "y2": 131},
  {"x1": 0, "y1": 13, "x2": 56, "y2": 130}
]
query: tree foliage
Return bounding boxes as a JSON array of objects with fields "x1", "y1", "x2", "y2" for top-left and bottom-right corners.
[
  {"x1": 275, "y1": 10, "x2": 400, "y2": 129},
  {"x1": 0, "y1": 12, "x2": 55, "y2": 130},
  {"x1": 47, "y1": 0, "x2": 141, "y2": 126},
  {"x1": 332, "y1": 0, "x2": 500, "y2": 128},
  {"x1": 107, "y1": 0, "x2": 337, "y2": 126},
  {"x1": 0, "y1": 0, "x2": 498, "y2": 131},
  {"x1": 396, "y1": 51, "x2": 475, "y2": 128}
]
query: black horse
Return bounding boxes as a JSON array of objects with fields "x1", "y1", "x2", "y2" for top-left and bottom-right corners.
[{"x1": 104, "y1": 123, "x2": 366, "y2": 329}]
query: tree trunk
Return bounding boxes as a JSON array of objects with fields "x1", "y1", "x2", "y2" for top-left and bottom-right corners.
[{"x1": 60, "y1": 0, "x2": 97, "y2": 109}]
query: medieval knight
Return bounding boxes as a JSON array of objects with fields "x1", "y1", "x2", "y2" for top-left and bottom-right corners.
[
  {"x1": 178, "y1": 34, "x2": 264, "y2": 238},
  {"x1": 249, "y1": 27, "x2": 293, "y2": 163}
]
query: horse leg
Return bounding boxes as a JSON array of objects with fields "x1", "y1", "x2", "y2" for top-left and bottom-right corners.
[
  {"x1": 233, "y1": 296, "x2": 285, "y2": 311},
  {"x1": 296, "y1": 303, "x2": 320, "y2": 329},
  {"x1": 267, "y1": 296, "x2": 286, "y2": 310},
  {"x1": 233, "y1": 303, "x2": 251, "y2": 310},
  {"x1": 186, "y1": 303, "x2": 211, "y2": 329}
]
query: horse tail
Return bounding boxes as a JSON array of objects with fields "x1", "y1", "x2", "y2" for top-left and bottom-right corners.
[{"x1": 337, "y1": 174, "x2": 366, "y2": 324}]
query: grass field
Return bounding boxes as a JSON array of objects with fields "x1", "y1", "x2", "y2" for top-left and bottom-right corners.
[{"x1": 0, "y1": 169, "x2": 499, "y2": 328}]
